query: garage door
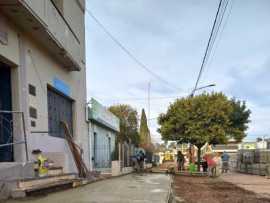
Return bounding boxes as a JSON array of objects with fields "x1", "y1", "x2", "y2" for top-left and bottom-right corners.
[{"x1": 47, "y1": 87, "x2": 73, "y2": 138}]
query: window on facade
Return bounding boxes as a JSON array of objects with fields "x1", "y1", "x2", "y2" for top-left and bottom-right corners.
[
  {"x1": 28, "y1": 84, "x2": 36, "y2": 96},
  {"x1": 47, "y1": 87, "x2": 73, "y2": 138}
]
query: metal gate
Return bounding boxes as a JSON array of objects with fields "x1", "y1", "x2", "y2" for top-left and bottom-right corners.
[
  {"x1": 93, "y1": 132, "x2": 112, "y2": 169},
  {"x1": 47, "y1": 87, "x2": 73, "y2": 138},
  {"x1": 0, "y1": 111, "x2": 29, "y2": 162}
]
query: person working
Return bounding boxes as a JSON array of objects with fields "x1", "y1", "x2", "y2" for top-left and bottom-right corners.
[
  {"x1": 203, "y1": 153, "x2": 217, "y2": 177},
  {"x1": 177, "y1": 151, "x2": 185, "y2": 171},
  {"x1": 221, "y1": 151, "x2": 230, "y2": 173},
  {"x1": 202, "y1": 156, "x2": 208, "y2": 172},
  {"x1": 32, "y1": 149, "x2": 49, "y2": 177},
  {"x1": 133, "y1": 148, "x2": 145, "y2": 173}
]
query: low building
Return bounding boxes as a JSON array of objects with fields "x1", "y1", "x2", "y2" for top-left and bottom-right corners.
[
  {"x1": 239, "y1": 142, "x2": 257, "y2": 150},
  {"x1": 211, "y1": 144, "x2": 239, "y2": 153},
  {"x1": 88, "y1": 98, "x2": 119, "y2": 172}
]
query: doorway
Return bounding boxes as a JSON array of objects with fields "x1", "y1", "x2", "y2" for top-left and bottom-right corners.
[{"x1": 0, "y1": 63, "x2": 13, "y2": 162}]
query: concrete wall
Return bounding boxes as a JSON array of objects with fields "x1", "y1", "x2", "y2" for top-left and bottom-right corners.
[
  {"x1": 0, "y1": 0, "x2": 88, "y2": 173},
  {"x1": 25, "y1": 35, "x2": 88, "y2": 172},
  {"x1": 22, "y1": 0, "x2": 85, "y2": 69}
]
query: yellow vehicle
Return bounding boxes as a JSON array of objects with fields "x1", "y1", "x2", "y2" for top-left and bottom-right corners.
[{"x1": 164, "y1": 151, "x2": 174, "y2": 162}]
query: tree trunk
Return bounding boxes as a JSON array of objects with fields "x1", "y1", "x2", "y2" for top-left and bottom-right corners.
[
  {"x1": 197, "y1": 147, "x2": 201, "y2": 172},
  {"x1": 189, "y1": 143, "x2": 192, "y2": 163}
]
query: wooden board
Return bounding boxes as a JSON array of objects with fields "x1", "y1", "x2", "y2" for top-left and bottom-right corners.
[{"x1": 18, "y1": 174, "x2": 76, "y2": 189}]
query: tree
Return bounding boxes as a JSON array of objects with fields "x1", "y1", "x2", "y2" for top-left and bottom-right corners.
[
  {"x1": 153, "y1": 143, "x2": 166, "y2": 153},
  {"x1": 158, "y1": 92, "x2": 251, "y2": 171},
  {"x1": 109, "y1": 104, "x2": 139, "y2": 145},
  {"x1": 228, "y1": 98, "x2": 251, "y2": 142},
  {"x1": 139, "y1": 109, "x2": 150, "y2": 145},
  {"x1": 168, "y1": 142, "x2": 177, "y2": 150}
]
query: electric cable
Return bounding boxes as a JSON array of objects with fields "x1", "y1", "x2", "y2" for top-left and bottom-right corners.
[
  {"x1": 85, "y1": 8, "x2": 181, "y2": 92},
  {"x1": 191, "y1": 0, "x2": 227, "y2": 96}
]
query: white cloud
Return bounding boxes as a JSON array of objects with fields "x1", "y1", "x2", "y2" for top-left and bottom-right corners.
[{"x1": 86, "y1": 0, "x2": 270, "y2": 143}]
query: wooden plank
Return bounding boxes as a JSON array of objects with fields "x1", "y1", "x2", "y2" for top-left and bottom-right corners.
[
  {"x1": 48, "y1": 168, "x2": 63, "y2": 176},
  {"x1": 18, "y1": 174, "x2": 76, "y2": 189}
]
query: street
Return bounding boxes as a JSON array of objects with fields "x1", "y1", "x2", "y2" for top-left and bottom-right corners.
[{"x1": 5, "y1": 174, "x2": 171, "y2": 203}]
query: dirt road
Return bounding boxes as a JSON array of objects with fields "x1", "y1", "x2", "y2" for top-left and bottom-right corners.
[{"x1": 173, "y1": 175, "x2": 270, "y2": 203}]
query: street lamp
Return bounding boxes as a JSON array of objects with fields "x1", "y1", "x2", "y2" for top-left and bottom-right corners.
[
  {"x1": 188, "y1": 83, "x2": 215, "y2": 164},
  {"x1": 190, "y1": 83, "x2": 216, "y2": 97}
]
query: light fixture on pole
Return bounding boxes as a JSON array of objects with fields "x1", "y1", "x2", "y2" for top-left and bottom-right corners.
[{"x1": 190, "y1": 83, "x2": 216, "y2": 97}]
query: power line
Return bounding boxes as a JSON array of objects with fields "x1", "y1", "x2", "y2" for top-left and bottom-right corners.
[
  {"x1": 85, "y1": 8, "x2": 181, "y2": 92},
  {"x1": 191, "y1": 0, "x2": 228, "y2": 95},
  {"x1": 98, "y1": 96, "x2": 180, "y2": 101},
  {"x1": 192, "y1": 0, "x2": 223, "y2": 95},
  {"x1": 198, "y1": 0, "x2": 229, "y2": 86},
  {"x1": 201, "y1": 0, "x2": 234, "y2": 85},
  {"x1": 204, "y1": 0, "x2": 229, "y2": 68}
]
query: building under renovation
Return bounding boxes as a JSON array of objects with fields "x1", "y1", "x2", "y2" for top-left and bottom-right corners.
[{"x1": 0, "y1": 0, "x2": 88, "y2": 175}]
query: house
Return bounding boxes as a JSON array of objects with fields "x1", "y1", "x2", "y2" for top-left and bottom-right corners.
[
  {"x1": 239, "y1": 142, "x2": 257, "y2": 150},
  {"x1": 88, "y1": 98, "x2": 119, "y2": 173},
  {"x1": 0, "y1": 0, "x2": 88, "y2": 175}
]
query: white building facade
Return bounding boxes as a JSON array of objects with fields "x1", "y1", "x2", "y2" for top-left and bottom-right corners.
[
  {"x1": 0, "y1": 0, "x2": 89, "y2": 173},
  {"x1": 88, "y1": 98, "x2": 119, "y2": 172}
]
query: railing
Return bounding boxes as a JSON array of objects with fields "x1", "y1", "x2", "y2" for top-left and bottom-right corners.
[{"x1": 0, "y1": 111, "x2": 29, "y2": 161}]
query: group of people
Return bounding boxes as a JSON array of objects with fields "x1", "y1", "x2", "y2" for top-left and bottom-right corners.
[
  {"x1": 176, "y1": 150, "x2": 230, "y2": 177},
  {"x1": 203, "y1": 151, "x2": 230, "y2": 177},
  {"x1": 131, "y1": 148, "x2": 146, "y2": 172}
]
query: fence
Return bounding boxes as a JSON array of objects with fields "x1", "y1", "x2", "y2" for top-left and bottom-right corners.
[
  {"x1": 237, "y1": 149, "x2": 270, "y2": 176},
  {"x1": 0, "y1": 111, "x2": 29, "y2": 162},
  {"x1": 119, "y1": 141, "x2": 136, "y2": 168}
]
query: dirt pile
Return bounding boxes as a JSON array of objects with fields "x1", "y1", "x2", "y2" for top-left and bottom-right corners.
[{"x1": 173, "y1": 176, "x2": 270, "y2": 203}]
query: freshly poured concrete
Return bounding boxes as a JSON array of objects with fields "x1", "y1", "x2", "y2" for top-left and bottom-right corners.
[{"x1": 6, "y1": 173, "x2": 171, "y2": 203}]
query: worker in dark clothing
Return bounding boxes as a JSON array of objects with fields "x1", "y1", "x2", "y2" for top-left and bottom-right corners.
[
  {"x1": 177, "y1": 151, "x2": 185, "y2": 171},
  {"x1": 202, "y1": 157, "x2": 208, "y2": 172}
]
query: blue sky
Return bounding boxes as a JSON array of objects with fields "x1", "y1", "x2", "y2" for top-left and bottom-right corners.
[{"x1": 85, "y1": 0, "x2": 270, "y2": 143}]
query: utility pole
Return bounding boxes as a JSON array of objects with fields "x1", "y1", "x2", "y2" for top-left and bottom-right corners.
[
  {"x1": 148, "y1": 82, "x2": 151, "y2": 144},
  {"x1": 148, "y1": 82, "x2": 151, "y2": 122}
]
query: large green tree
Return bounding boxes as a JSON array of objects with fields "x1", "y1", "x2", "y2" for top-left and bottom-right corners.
[
  {"x1": 228, "y1": 98, "x2": 251, "y2": 142},
  {"x1": 109, "y1": 104, "x2": 139, "y2": 145},
  {"x1": 158, "y1": 92, "x2": 251, "y2": 170}
]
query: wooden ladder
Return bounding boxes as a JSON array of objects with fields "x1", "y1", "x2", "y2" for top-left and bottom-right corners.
[{"x1": 61, "y1": 121, "x2": 89, "y2": 178}]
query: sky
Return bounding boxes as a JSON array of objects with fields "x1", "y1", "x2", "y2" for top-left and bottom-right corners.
[{"x1": 85, "y1": 0, "x2": 270, "y2": 143}]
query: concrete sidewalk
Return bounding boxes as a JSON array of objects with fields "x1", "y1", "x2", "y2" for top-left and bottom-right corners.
[
  {"x1": 5, "y1": 173, "x2": 171, "y2": 203},
  {"x1": 221, "y1": 172, "x2": 270, "y2": 198}
]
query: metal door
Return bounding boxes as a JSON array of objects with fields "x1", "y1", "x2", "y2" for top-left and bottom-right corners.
[
  {"x1": 47, "y1": 87, "x2": 73, "y2": 138},
  {"x1": 0, "y1": 64, "x2": 13, "y2": 161},
  {"x1": 93, "y1": 131, "x2": 111, "y2": 169}
]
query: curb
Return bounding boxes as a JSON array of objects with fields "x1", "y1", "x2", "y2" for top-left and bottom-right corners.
[
  {"x1": 166, "y1": 174, "x2": 173, "y2": 203},
  {"x1": 167, "y1": 175, "x2": 186, "y2": 203}
]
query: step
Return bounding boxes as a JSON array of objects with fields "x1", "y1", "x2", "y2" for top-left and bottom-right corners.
[
  {"x1": 12, "y1": 179, "x2": 74, "y2": 198},
  {"x1": 18, "y1": 173, "x2": 77, "y2": 189},
  {"x1": 48, "y1": 166, "x2": 64, "y2": 176}
]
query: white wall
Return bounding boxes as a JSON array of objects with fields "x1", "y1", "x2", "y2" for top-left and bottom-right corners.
[
  {"x1": 88, "y1": 122, "x2": 116, "y2": 171},
  {"x1": 0, "y1": 2, "x2": 89, "y2": 173}
]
